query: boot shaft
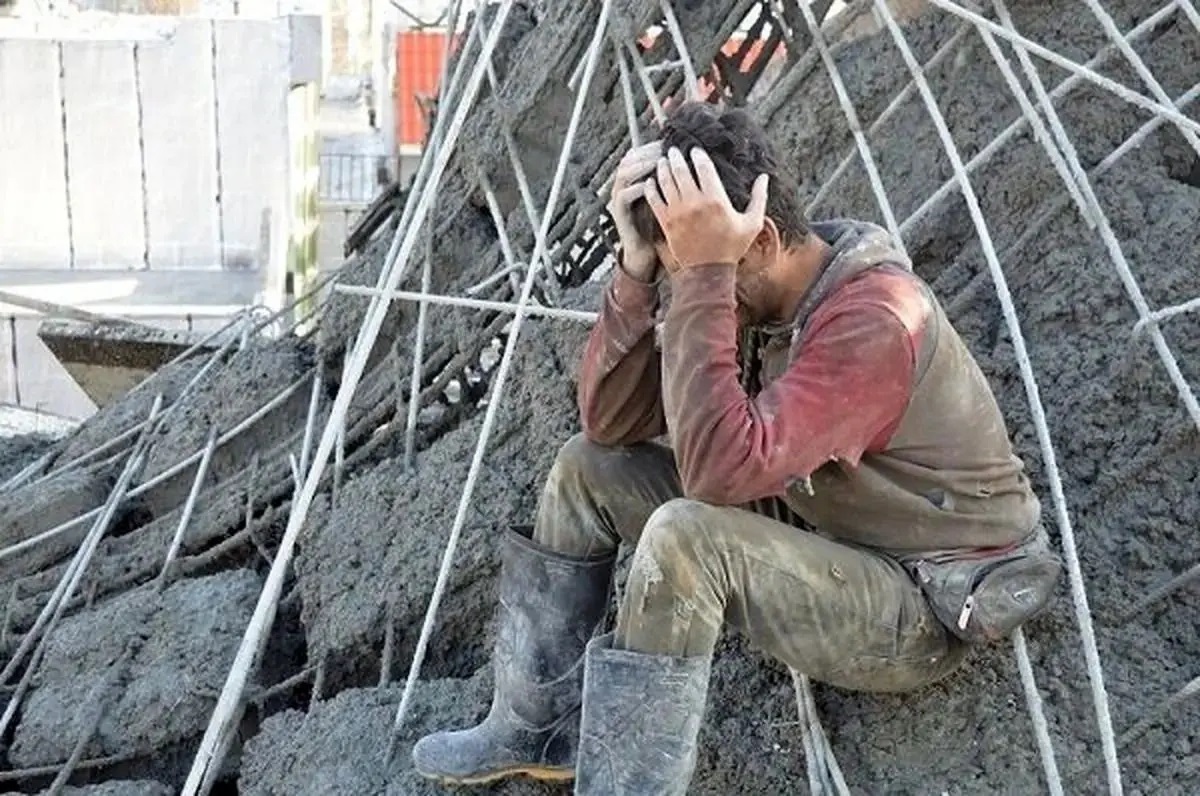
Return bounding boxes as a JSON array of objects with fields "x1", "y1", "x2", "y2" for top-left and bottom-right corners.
[{"x1": 575, "y1": 633, "x2": 712, "y2": 796}]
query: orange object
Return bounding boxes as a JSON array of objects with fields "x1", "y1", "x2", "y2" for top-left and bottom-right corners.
[
  {"x1": 394, "y1": 30, "x2": 453, "y2": 147},
  {"x1": 392, "y1": 29, "x2": 785, "y2": 147}
]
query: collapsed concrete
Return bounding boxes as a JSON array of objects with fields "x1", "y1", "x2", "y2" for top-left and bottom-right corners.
[
  {"x1": 0, "y1": 0, "x2": 1197, "y2": 793},
  {"x1": 10, "y1": 570, "x2": 262, "y2": 770}
]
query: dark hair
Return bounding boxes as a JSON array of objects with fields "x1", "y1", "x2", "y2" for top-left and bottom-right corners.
[{"x1": 630, "y1": 102, "x2": 809, "y2": 248}]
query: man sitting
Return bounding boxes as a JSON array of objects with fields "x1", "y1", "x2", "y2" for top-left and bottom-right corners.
[{"x1": 412, "y1": 101, "x2": 1060, "y2": 794}]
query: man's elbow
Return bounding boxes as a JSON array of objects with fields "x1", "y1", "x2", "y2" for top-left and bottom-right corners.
[{"x1": 579, "y1": 409, "x2": 632, "y2": 448}]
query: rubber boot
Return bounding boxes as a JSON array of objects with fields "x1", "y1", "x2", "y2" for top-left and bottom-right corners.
[
  {"x1": 574, "y1": 633, "x2": 712, "y2": 796},
  {"x1": 411, "y1": 526, "x2": 615, "y2": 785}
]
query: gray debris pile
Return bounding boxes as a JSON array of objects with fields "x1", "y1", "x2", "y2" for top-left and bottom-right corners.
[{"x1": 0, "y1": 1, "x2": 1197, "y2": 794}]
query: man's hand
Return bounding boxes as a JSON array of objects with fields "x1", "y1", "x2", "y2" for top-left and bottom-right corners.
[
  {"x1": 608, "y1": 142, "x2": 663, "y2": 282},
  {"x1": 644, "y1": 147, "x2": 768, "y2": 270}
]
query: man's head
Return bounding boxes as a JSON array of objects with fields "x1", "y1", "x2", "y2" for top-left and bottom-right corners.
[{"x1": 630, "y1": 102, "x2": 809, "y2": 284}]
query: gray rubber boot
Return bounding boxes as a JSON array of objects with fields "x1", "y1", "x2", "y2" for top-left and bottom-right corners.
[
  {"x1": 411, "y1": 526, "x2": 615, "y2": 785},
  {"x1": 574, "y1": 632, "x2": 712, "y2": 796}
]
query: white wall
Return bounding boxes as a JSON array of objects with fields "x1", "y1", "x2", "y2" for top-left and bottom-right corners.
[
  {"x1": 0, "y1": 14, "x2": 302, "y2": 278},
  {"x1": 0, "y1": 11, "x2": 321, "y2": 419}
]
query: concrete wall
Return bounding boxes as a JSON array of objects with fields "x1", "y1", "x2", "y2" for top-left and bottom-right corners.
[
  {"x1": 0, "y1": 12, "x2": 321, "y2": 419},
  {"x1": 0, "y1": 15, "x2": 301, "y2": 276}
]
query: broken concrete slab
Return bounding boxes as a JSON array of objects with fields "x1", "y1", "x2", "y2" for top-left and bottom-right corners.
[
  {"x1": 136, "y1": 336, "x2": 313, "y2": 517},
  {"x1": 54, "y1": 354, "x2": 206, "y2": 467},
  {"x1": 0, "y1": 468, "x2": 113, "y2": 584},
  {"x1": 296, "y1": 317, "x2": 590, "y2": 688},
  {"x1": 37, "y1": 318, "x2": 214, "y2": 409},
  {"x1": 9, "y1": 569, "x2": 262, "y2": 768}
]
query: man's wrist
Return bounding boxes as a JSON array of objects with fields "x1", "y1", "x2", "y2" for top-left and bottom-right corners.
[
  {"x1": 610, "y1": 255, "x2": 662, "y2": 315},
  {"x1": 617, "y1": 251, "x2": 660, "y2": 285}
]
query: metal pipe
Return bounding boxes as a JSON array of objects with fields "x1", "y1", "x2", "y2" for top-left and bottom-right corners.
[
  {"x1": 156, "y1": 425, "x2": 219, "y2": 589},
  {"x1": 799, "y1": 0, "x2": 904, "y2": 248},
  {"x1": 923, "y1": 0, "x2": 1200, "y2": 137},
  {"x1": 182, "y1": 5, "x2": 520, "y2": 791},
  {"x1": 873, "y1": 2, "x2": 1117, "y2": 793},
  {"x1": 0, "y1": 373, "x2": 311, "y2": 565},
  {"x1": 334, "y1": 284, "x2": 598, "y2": 323},
  {"x1": 387, "y1": 0, "x2": 613, "y2": 749}
]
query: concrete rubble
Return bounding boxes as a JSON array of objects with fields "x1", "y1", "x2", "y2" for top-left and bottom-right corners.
[{"x1": 0, "y1": 1, "x2": 1197, "y2": 793}]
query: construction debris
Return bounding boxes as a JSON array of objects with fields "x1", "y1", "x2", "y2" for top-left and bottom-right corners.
[{"x1": 0, "y1": 0, "x2": 1197, "y2": 793}]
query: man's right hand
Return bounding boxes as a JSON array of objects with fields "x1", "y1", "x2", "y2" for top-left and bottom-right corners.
[{"x1": 608, "y1": 142, "x2": 662, "y2": 282}]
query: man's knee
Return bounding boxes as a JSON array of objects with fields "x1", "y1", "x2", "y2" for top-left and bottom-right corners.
[
  {"x1": 551, "y1": 432, "x2": 606, "y2": 476},
  {"x1": 631, "y1": 499, "x2": 723, "y2": 588}
]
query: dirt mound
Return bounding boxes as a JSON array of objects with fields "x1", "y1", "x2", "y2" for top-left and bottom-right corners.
[
  {"x1": 1, "y1": 0, "x2": 1197, "y2": 793},
  {"x1": 10, "y1": 569, "x2": 262, "y2": 768}
]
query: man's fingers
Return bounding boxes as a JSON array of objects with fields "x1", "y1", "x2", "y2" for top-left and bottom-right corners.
[
  {"x1": 616, "y1": 156, "x2": 657, "y2": 186},
  {"x1": 689, "y1": 148, "x2": 730, "y2": 204},
  {"x1": 643, "y1": 177, "x2": 667, "y2": 222},
  {"x1": 656, "y1": 157, "x2": 681, "y2": 203},
  {"x1": 612, "y1": 182, "x2": 645, "y2": 210},
  {"x1": 627, "y1": 141, "x2": 662, "y2": 160},
  {"x1": 745, "y1": 173, "x2": 769, "y2": 223},
  {"x1": 666, "y1": 146, "x2": 699, "y2": 198}
]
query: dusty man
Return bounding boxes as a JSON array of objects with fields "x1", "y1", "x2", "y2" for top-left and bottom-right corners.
[{"x1": 412, "y1": 101, "x2": 1062, "y2": 794}]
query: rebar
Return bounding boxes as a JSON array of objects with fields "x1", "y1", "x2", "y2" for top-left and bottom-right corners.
[
  {"x1": 798, "y1": 0, "x2": 903, "y2": 248},
  {"x1": 404, "y1": 223, "x2": 435, "y2": 471},
  {"x1": 972, "y1": 15, "x2": 1092, "y2": 226},
  {"x1": 335, "y1": 284, "x2": 599, "y2": 323},
  {"x1": 183, "y1": 5, "x2": 520, "y2": 791},
  {"x1": 1079, "y1": 0, "x2": 1200, "y2": 155},
  {"x1": 616, "y1": 40, "x2": 642, "y2": 146},
  {"x1": 873, "y1": 1, "x2": 1121, "y2": 793},
  {"x1": 989, "y1": 0, "x2": 1200, "y2": 433},
  {"x1": 156, "y1": 425, "x2": 219, "y2": 589},
  {"x1": 300, "y1": 359, "x2": 322, "y2": 476},
  {"x1": 1133, "y1": 294, "x2": 1200, "y2": 338},
  {"x1": 806, "y1": 22, "x2": 971, "y2": 214},
  {"x1": 0, "y1": 373, "x2": 312, "y2": 566},
  {"x1": 659, "y1": 0, "x2": 700, "y2": 100},
  {"x1": 923, "y1": 0, "x2": 1200, "y2": 137},
  {"x1": 0, "y1": 396, "x2": 157, "y2": 740},
  {"x1": 899, "y1": 2, "x2": 1179, "y2": 235},
  {"x1": 1120, "y1": 562, "x2": 1200, "y2": 620},
  {"x1": 1013, "y1": 628, "x2": 1066, "y2": 796},
  {"x1": 1117, "y1": 674, "x2": 1200, "y2": 750},
  {"x1": 387, "y1": 0, "x2": 613, "y2": 751}
]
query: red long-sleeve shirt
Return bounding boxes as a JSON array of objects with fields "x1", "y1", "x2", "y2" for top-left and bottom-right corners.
[{"x1": 578, "y1": 261, "x2": 928, "y2": 506}]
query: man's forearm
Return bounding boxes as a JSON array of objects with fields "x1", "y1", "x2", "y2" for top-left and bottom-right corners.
[{"x1": 577, "y1": 265, "x2": 667, "y2": 446}]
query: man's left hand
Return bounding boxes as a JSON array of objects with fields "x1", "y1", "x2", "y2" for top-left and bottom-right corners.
[{"x1": 643, "y1": 146, "x2": 769, "y2": 271}]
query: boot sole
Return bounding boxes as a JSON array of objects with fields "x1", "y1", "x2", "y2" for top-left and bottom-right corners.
[{"x1": 421, "y1": 765, "x2": 575, "y2": 786}]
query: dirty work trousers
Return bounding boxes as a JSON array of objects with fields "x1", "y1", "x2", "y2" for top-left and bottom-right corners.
[{"x1": 533, "y1": 434, "x2": 967, "y2": 692}]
